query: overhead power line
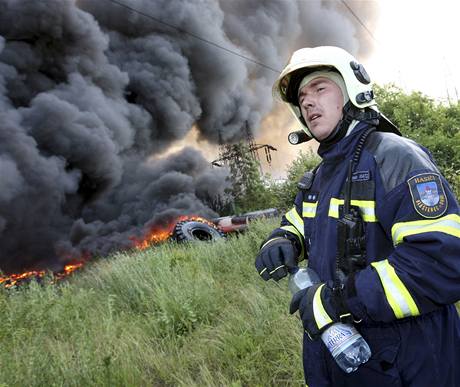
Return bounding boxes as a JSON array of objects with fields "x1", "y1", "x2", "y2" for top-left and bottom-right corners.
[
  {"x1": 105, "y1": 0, "x2": 281, "y2": 73},
  {"x1": 340, "y1": 0, "x2": 378, "y2": 43}
]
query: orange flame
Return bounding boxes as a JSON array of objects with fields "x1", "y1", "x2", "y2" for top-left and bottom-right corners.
[
  {"x1": 0, "y1": 215, "x2": 215, "y2": 287},
  {"x1": 53, "y1": 262, "x2": 85, "y2": 281},
  {"x1": 131, "y1": 215, "x2": 216, "y2": 250},
  {"x1": 0, "y1": 262, "x2": 85, "y2": 289},
  {"x1": 0, "y1": 269, "x2": 46, "y2": 288}
]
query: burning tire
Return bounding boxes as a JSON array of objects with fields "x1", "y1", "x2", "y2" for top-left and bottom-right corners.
[{"x1": 172, "y1": 220, "x2": 225, "y2": 243}]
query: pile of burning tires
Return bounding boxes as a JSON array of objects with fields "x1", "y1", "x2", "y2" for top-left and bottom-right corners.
[{"x1": 172, "y1": 208, "x2": 279, "y2": 243}]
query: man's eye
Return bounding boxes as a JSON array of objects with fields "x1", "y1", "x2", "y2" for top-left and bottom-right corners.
[{"x1": 317, "y1": 87, "x2": 325, "y2": 92}]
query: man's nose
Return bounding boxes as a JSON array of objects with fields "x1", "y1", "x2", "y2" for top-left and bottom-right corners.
[{"x1": 301, "y1": 95, "x2": 315, "y2": 109}]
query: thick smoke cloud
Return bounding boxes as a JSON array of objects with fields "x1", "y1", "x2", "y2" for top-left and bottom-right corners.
[{"x1": 0, "y1": 0, "x2": 376, "y2": 272}]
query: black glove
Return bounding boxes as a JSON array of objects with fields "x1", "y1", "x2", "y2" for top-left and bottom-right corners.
[
  {"x1": 289, "y1": 283, "x2": 352, "y2": 339},
  {"x1": 255, "y1": 237, "x2": 298, "y2": 281}
]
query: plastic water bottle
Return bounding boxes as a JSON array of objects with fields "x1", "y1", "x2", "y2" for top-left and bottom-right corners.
[{"x1": 288, "y1": 267, "x2": 371, "y2": 373}]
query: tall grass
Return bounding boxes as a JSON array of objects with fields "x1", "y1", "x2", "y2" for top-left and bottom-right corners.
[{"x1": 0, "y1": 219, "x2": 305, "y2": 386}]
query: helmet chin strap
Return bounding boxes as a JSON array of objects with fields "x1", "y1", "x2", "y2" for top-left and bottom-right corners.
[
  {"x1": 317, "y1": 102, "x2": 354, "y2": 146},
  {"x1": 316, "y1": 102, "x2": 381, "y2": 147}
]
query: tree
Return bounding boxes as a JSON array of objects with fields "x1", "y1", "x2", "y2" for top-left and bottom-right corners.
[
  {"x1": 375, "y1": 84, "x2": 460, "y2": 196},
  {"x1": 223, "y1": 142, "x2": 276, "y2": 214},
  {"x1": 270, "y1": 150, "x2": 321, "y2": 211}
]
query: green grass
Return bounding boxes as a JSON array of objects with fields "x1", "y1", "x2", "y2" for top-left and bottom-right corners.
[
  {"x1": 0, "y1": 219, "x2": 305, "y2": 386},
  {"x1": 2, "y1": 219, "x2": 458, "y2": 386}
]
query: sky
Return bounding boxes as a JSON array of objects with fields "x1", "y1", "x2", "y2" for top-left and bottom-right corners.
[{"x1": 368, "y1": 0, "x2": 460, "y2": 104}]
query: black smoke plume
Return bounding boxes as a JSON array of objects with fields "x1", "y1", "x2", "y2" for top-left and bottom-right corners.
[{"x1": 0, "y1": 0, "x2": 376, "y2": 272}]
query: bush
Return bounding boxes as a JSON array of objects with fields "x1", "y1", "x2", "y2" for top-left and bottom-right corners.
[
  {"x1": 375, "y1": 84, "x2": 460, "y2": 194},
  {"x1": 270, "y1": 150, "x2": 321, "y2": 211}
]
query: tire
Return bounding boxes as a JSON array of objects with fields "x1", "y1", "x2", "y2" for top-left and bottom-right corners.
[{"x1": 172, "y1": 220, "x2": 225, "y2": 243}]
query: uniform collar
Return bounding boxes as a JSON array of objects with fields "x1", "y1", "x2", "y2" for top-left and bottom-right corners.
[{"x1": 318, "y1": 121, "x2": 372, "y2": 162}]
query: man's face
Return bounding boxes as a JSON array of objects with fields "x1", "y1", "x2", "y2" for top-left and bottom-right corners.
[{"x1": 298, "y1": 77, "x2": 344, "y2": 141}]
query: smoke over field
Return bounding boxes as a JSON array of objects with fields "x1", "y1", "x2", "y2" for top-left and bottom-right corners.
[{"x1": 0, "y1": 0, "x2": 376, "y2": 272}]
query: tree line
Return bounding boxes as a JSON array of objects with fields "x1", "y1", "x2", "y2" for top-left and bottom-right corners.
[{"x1": 216, "y1": 84, "x2": 460, "y2": 215}]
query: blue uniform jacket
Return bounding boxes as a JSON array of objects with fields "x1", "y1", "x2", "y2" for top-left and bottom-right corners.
[{"x1": 269, "y1": 121, "x2": 460, "y2": 386}]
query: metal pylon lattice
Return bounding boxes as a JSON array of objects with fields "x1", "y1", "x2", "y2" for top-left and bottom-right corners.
[{"x1": 211, "y1": 122, "x2": 277, "y2": 171}]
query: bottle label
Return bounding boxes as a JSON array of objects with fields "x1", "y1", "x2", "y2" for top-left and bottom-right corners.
[{"x1": 322, "y1": 324, "x2": 359, "y2": 357}]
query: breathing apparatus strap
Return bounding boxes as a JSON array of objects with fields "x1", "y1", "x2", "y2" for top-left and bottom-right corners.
[
  {"x1": 344, "y1": 126, "x2": 376, "y2": 210},
  {"x1": 335, "y1": 126, "x2": 376, "y2": 289}
]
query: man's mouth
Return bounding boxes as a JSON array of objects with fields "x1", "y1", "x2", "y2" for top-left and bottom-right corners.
[{"x1": 309, "y1": 113, "x2": 321, "y2": 122}]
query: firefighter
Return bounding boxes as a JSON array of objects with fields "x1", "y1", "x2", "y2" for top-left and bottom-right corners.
[{"x1": 255, "y1": 46, "x2": 460, "y2": 386}]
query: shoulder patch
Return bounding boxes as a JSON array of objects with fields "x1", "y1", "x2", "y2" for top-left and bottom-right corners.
[
  {"x1": 366, "y1": 132, "x2": 439, "y2": 193},
  {"x1": 407, "y1": 173, "x2": 447, "y2": 218}
]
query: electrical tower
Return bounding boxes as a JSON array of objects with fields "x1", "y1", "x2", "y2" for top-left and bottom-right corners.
[{"x1": 211, "y1": 121, "x2": 277, "y2": 175}]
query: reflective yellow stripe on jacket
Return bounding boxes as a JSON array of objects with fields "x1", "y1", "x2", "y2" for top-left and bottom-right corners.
[
  {"x1": 283, "y1": 208, "x2": 305, "y2": 258},
  {"x1": 371, "y1": 260, "x2": 420, "y2": 319},
  {"x1": 280, "y1": 225, "x2": 305, "y2": 259},
  {"x1": 285, "y1": 207, "x2": 305, "y2": 238},
  {"x1": 302, "y1": 202, "x2": 317, "y2": 218},
  {"x1": 313, "y1": 284, "x2": 333, "y2": 329},
  {"x1": 391, "y1": 214, "x2": 460, "y2": 245},
  {"x1": 328, "y1": 198, "x2": 377, "y2": 222}
]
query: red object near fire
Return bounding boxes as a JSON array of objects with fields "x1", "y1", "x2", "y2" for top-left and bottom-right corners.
[{"x1": 211, "y1": 208, "x2": 279, "y2": 234}]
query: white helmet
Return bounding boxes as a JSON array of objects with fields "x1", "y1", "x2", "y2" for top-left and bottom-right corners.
[{"x1": 273, "y1": 46, "x2": 377, "y2": 138}]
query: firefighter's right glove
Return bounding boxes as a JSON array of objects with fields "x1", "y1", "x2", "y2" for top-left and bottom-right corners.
[{"x1": 255, "y1": 238, "x2": 298, "y2": 281}]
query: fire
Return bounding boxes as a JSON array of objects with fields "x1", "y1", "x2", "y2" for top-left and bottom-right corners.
[
  {"x1": 0, "y1": 262, "x2": 85, "y2": 289},
  {"x1": 130, "y1": 228, "x2": 172, "y2": 250},
  {"x1": 54, "y1": 262, "x2": 85, "y2": 281},
  {"x1": 0, "y1": 215, "x2": 215, "y2": 287},
  {"x1": 131, "y1": 215, "x2": 215, "y2": 250},
  {"x1": 0, "y1": 269, "x2": 46, "y2": 288}
]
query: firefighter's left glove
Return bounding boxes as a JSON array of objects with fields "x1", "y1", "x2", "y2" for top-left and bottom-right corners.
[
  {"x1": 289, "y1": 283, "x2": 352, "y2": 339},
  {"x1": 255, "y1": 238, "x2": 298, "y2": 281}
]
